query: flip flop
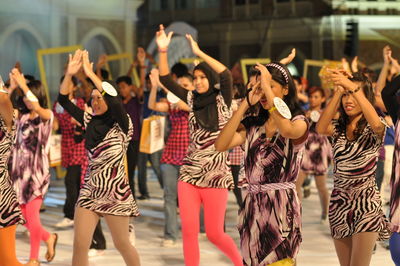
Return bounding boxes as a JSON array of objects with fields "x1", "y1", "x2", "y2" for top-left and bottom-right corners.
[{"x1": 46, "y1": 233, "x2": 58, "y2": 262}]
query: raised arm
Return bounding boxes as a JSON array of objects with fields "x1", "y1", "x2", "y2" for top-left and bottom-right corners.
[
  {"x1": 148, "y1": 69, "x2": 169, "y2": 113},
  {"x1": 331, "y1": 69, "x2": 385, "y2": 137},
  {"x1": 0, "y1": 84, "x2": 14, "y2": 132},
  {"x1": 186, "y1": 34, "x2": 226, "y2": 74},
  {"x1": 58, "y1": 50, "x2": 85, "y2": 125},
  {"x1": 10, "y1": 68, "x2": 52, "y2": 121},
  {"x1": 255, "y1": 63, "x2": 307, "y2": 140},
  {"x1": 316, "y1": 86, "x2": 344, "y2": 136},
  {"x1": 135, "y1": 47, "x2": 146, "y2": 99},
  {"x1": 376, "y1": 46, "x2": 391, "y2": 96},
  {"x1": 215, "y1": 81, "x2": 261, "y2": 151},
  {"x1": 382, "y1": 74, "x2": 400, "y2": 123},
  {"x1": 156, "y1": 24, "x2": 188, "y2": 103}
]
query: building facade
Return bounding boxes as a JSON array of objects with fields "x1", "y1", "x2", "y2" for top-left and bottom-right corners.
[
  {"x1": 138, "y1": 0, "x2": 400, "y2": 84},
  {"x1": 0, "y1": 0, "x2": 143, "y2": 101}
]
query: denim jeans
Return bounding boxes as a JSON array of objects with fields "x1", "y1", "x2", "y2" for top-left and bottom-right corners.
[
  {"x1": 161, "y1": 164, "x2": 180, "y2": 240},
  {"x1": 137, "y1": 150, "x2": 163, "y2": 197}
]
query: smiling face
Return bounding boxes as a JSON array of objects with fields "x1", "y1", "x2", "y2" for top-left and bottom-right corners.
[
  {"x1": 341, "y1": 91, "x2": 362, "y2": 117},
  {"x1": 91, "y1": 89, "x2": 108, "y2": 115},
  {"x1": 193, "y1": 69, "x2": 209, "y2": 94}
]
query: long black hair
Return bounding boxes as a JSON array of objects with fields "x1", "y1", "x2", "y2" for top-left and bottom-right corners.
[
  {"x1": 244, "y1": 62, "x2": 303, "y2": 127},
  {"x1": 337, "y1": 72, "x2": 375, "y2": 139}
]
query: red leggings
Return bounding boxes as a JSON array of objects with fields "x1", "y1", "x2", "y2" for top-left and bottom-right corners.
[
  {"x1": 20, "y1": 196, "x2": 51, "y2": 260},
  {"x1": 178, "y1": 181, "x2": 243, "y2": 266}
]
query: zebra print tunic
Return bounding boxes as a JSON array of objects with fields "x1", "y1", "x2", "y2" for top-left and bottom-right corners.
[
  {"x1": 329, "y1": 119, "x2": 390, "y2": 240},
  {"x1": 0, "y1": 115, "x2": 24, "y2": 228},
  {"x1": 179, "y1": 91, "x2": 234, "y2": 189},
  {"x1": 76, "y1": 112, "x2": 139, "y2": 217}
]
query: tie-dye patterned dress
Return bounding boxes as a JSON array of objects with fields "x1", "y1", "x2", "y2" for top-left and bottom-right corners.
[
  {"x1": 11, "y1": 113, "x2": 53, "y2": 204},
  {"x1": 238, "y1": 115, "x2": 308, "y2": 265},
  {"x1": 329, "y1": 119, "x2": 390, "y2": 240},
  {"x1": 0, "y1": 115, "x2": 24, "y2": 228}
]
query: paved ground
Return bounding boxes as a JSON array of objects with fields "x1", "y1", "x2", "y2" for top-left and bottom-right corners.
[{"x1": 15, "y1": 170, "x2": 395, "y2": 266}]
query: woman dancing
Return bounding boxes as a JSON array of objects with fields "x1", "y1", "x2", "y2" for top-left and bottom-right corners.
[
  {"x1": 156, "y1": 25, "x2": 243, "y2": 265},
  {"x1": 216, "y1": 62, "x2": 308, "y2": 266},
  {"x1": 10, "y1": 69, "x2": 57, "y2": 266},
  {"x1": 0, "y1": 76, "x2": 24, "y2": 266},
  {"x1": 317, "y1": 70, "x2": 390, "y2": 266},
  {"x1": 58, "y1": 50, "x2": 140, "y2": 266}
]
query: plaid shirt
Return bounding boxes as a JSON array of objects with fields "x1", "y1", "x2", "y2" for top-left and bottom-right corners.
[
  {"x1": 229, "y1": 99, "x2": 244, "y2": 165},
  {"x1": 160, "y1": 107, "x2": 189, "y2": 165},
  {"x1": 229, "y1": 146, "x2": 244, "y2": 166},
  {"x1": 53, "y1": 98, "x2": 88, "y2": 173}
]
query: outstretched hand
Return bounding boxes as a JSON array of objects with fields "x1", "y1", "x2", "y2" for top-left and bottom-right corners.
[
  {"x1": 328, "y1": 69, "x2": 356, "y2": 92},
  {"x1": 351, "y1": 56, "x2": 358, "y2": 73},
  {"x1": 149, "y1": 68, "x2": 161, "y2": 90},
  {"x1": 255, "y1": 63, "x2": 272, "y2": 83},
  {"x1": 156, "y1": 24, "x2": 173, "y2": 50},
  {"x1": 82, "y1": 50, "x2": 94, "y2": 77},
  {"x1": 10, "y1": 68, "x2": 26, "y2": 88},
  {"x1": 247, "y1": 80, "x2": 262, "y2": 106},
  {"x1": 66, "y1": 50, "x2": 83, "y2": 76},
  {"x1": 383, "y1": 45, "x2": 392, "y2": 65},
  {"x1": 279, "y1": 48, "x2": 296, "y2": 65},
  {"x1": 186, "y1": 34, "x2": 202, "y2": 56}
]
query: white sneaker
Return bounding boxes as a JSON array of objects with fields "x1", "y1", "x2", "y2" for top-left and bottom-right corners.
[
  {"x1": 129, "y1": 224, "x2": 136, "y2": 246},
  {"x1": 161, "y1": 239, "x2": 176, "y2": 247},
  {"x1": 88, "y1": 248, "x2": 105, "y2": 258},
  {"x1": 55, "y1": 218, "x2": 74, "y2": 228}
]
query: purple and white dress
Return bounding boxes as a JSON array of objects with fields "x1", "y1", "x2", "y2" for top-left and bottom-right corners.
[
  {"x1": 11, "y1": 113, "x2": 53, "y2": 205},
  {"x1": 238, "y1": 115, "x2": 308, "y2": 265}
]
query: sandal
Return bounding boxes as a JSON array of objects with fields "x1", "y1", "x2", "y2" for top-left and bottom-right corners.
[{"x1": 45, "y1": 233, "x2": 58, "y2": 262}]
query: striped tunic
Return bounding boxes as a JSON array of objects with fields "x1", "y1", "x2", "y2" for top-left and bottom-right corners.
[
  {"x1": 76, "y1": 112, "x2": 139, "y2": 217},
  {"x1": 0, "y1": 115, "x2": 24, "y2": 228},
  {"x1": 329, "y1": 119, "x2": 390, "y2": 240},
  {"x1": 179, "y1": 91, "x2": 234, "y2": 189}
]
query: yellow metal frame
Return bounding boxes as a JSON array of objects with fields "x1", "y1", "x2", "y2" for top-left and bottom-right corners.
[
  {"x1": 37, "y1": 45, "x2": 83, "y2": 107},
  {"x1": 240, "y1": 58, "x2": 271, "y2": 84},
  {"x1": 179, "y1": 57, "x2": 203, "y2": 65},
  {"x1": 104, "y1": 53, "x2": 140, "y2": 87},
  {"x1": 302, "y1": 59, "x2": 325, "y2": 79}
]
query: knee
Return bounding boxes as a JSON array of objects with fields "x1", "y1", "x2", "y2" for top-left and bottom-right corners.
[
  {"x1": 113, "y1": 238, "x2": 132, "y2": 253},
  {"x1": 206, "y1": 229, "x2": 224, "y2": 244}
]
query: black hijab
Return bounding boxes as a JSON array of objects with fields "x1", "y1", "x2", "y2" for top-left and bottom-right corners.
[
  {"x1": 85, "y1": 89, "x2": 116, "y2": 150},
  {"x1": 192, "y1": 62, "x2": 220, "y2": 132}
]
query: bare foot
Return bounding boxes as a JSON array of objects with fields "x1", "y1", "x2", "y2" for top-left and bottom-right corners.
[{"x1": 45, "y1": 233, "x2": 58, "y2": 262}]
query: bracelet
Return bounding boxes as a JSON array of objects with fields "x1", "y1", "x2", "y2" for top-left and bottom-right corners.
[
  {"x1": 158, "y1": 48, "x2": 168, "y2": 53},
  {"x1": 268, "y1": 106, "x2": 277, "y2": 113},
  {"x1": 348, "y1": 86, "x2": 361, "y2": 94},
  {"x1": 245, "y1": 88, "x2": 254, "y2": 108},
  {"x1": 26, "y1": 90, "x2": 39, "y2": 102}
]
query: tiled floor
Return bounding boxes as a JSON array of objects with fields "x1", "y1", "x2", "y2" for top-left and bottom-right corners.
[{"x1": 15, "y1": 173, "x2": 394, "y2": 265}]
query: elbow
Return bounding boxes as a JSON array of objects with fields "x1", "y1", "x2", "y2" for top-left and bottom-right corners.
[
  {"x1": 315, "y1": 124, "x2": 324, "y2": 135},
  {"x1": 214, "y1": 139, "x2": 227, "y2": 152}
]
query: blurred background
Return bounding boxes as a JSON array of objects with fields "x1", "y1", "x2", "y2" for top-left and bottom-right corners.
[{"x1": 1, "y1": 0, "x2": 400, "y2": 102}]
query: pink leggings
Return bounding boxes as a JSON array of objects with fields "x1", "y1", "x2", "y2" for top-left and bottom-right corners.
[
  {"x1": 20, "y1": 196, "x2": 51, "y2": 260},
  {"x1": 178, "y1": 181, "x2": 243, "y2": 266}
]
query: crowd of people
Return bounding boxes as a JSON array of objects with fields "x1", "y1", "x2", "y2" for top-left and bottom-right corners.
[{"x1": 0, "y1": 24, "x2": 399, "y2": 266}]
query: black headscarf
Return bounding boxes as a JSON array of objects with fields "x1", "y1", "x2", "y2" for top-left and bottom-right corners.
[
  {"x1": 85, "y1": 105, "x2": 115, "y2": 150},
  {"x1": 192, "y1": 62, "x2": 220, "y2": 132}
]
